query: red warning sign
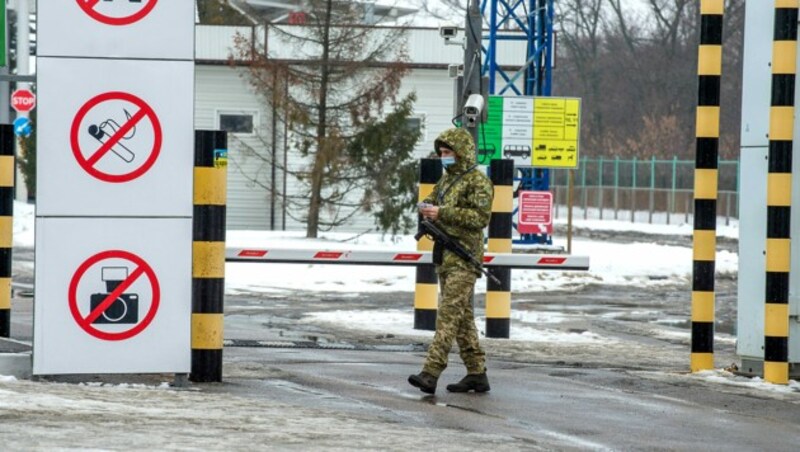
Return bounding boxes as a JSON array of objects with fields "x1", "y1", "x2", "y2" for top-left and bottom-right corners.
[
  {"x1": 68, "y1": 250, "x2": 161, "y2": 341},
  {"x1": 518, "y1": 190, "x2": 553, "y2": 234},
  {"x1": 78, "y1": 0, "x2": 159, "y2": 26},
  {"x1": 70, "y1": 91, "x2": 163, "y2": 183}
]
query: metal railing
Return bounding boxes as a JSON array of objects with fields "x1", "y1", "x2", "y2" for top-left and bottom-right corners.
[{"x1": 546, "y1": 157, "x2": 740, "y2": 225}]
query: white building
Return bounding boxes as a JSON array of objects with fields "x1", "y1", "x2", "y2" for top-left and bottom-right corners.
[{"x1": 195, "y1": 24, "x2": 525, "y2": 231}]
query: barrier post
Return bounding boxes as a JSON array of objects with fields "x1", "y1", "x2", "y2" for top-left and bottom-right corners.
[
  {"x1": 763, "y1": 0, "x2": 797, "y2": 385},
  {"x1": 190, "y1": 130, "x2": 228, "y2": 382},
  {"x1": 691, "y1": 0, "x2": 724, "y2": 372},
  {"x1": 0, "y1": 125, "x2": 12, "y2": 338},
  {"x1": 414, "y1": 158, "x2": 441, "y2": 330},
  {"x1": 486, "y1": 159, "x2": 513, "y2": 338}
]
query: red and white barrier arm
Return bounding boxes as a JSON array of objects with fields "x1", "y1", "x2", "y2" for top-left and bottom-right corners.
[{"x1": 226, "y1": 248, "x2": 589, "y2": 271}]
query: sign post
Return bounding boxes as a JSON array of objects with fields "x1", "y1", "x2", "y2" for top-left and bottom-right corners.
[
  {"x1": 0, "y1": 0, "x2": 6, "y2": 68},
  {"x1": 34, "y1": 0, "x2": 195, "y2": 375}
]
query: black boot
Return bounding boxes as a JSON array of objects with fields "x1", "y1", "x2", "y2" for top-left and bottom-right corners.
[
  {"x1": 408, "y1": 371, "x2": 438, "y2": 394},
  {"x1": 446, "y1": 372, "x2": 490, "y2": 393}
]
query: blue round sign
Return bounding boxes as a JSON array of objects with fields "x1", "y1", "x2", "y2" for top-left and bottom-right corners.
[{"x1": 14, "y1": 117, "x2": 32, "y2": 137}]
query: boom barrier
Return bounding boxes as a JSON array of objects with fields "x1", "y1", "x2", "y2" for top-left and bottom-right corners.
[{"x1": 226, "y1": 248, "x2": 589, "y2": 270}]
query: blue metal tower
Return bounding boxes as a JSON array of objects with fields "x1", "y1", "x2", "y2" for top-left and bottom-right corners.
[{"x1": 480, "y1": 0, "x2": 555, "y2": 244}]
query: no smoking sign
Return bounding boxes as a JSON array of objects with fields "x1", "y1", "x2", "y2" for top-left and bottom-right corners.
[
  {"x1": 70, "y1": 91, "x2": 162, "y2": 183},
  {"x1": 69, "y1": 250, "x2": 161, "y2": 341},
  {"x1": 78, "y1": 0, "x2": 159, "y2": 26}
]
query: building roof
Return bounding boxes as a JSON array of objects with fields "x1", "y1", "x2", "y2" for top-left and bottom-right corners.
[{"x1": 233, "y1": 0, "x2": 418, "y2": 25}]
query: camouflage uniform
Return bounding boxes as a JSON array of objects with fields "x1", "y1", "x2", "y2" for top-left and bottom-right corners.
[{"x1": 421, "y1": 128, "x2": 493, "y2": 378}]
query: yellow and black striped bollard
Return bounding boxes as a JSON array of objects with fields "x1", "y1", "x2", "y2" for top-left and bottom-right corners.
[
  {"x1": 414, "y1": 158, "x2": 441, "y2": 330},
  {"x1": 764, "y1": 0, "x2": 798, "y2": 385},
  {"x1": 190, "y1": 130, "x2": 228, "y2": 383},
  {"x1": 690, "y1": 0, "x2": 724, "y2": 372},
  {"x1": 0, "y1": 125, "x2": 13, "y2": 338},
  {"x1": 486, "y1": 159, "x2": 513, "y2": 338}
]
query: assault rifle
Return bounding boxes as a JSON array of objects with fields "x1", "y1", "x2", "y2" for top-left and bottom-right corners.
[{"x1": 415, "y1": 219, "x2": 501, "y2": 285}]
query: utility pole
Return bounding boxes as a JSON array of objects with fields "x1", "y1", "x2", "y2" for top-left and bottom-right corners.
[
  {"x1": 13, "y1": 0, "x2": 29, "y2": 202},
  {"x1": 15, "y1": 0, "x2": 28, "y2": 101},
  {"x1": 461, "y1": 0, "x2": 482, "y2": 146},
  {"x1": 0, "y1": 0, "x2": 9, "y2": 125}
]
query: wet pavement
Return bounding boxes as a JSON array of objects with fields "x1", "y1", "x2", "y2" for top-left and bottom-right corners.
[{"x1": 5, "y1": 240, "x2": 800, "y2": 450}]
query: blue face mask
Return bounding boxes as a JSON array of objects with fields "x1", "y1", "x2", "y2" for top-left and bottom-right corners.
[{"x1": 441, "y1": 156, "x2": 456, "y2": 169}]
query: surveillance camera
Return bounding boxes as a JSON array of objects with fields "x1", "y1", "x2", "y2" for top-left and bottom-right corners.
[
  {"x1": 463, "y1": 93, "x2": 485, "y2": 128},
  {"x1": 439, "y1": 26, "x2": 458, "y2": 39}
]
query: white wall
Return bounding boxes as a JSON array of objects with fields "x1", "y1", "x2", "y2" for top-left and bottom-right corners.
[
  {"x1": 194, "y1": 24, "x2": 524, "y2": 232},
  {"x1": 195, "y1": 65, "x2": 278, "y2": 231}
]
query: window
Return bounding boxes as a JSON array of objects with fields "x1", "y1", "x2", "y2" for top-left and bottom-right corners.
[
  {"x1": 218, "y1": 112, "x2": 256, "y2": 134},
  {"x1": 405, "y1": 114, "x2": 426, "y2": 141}
]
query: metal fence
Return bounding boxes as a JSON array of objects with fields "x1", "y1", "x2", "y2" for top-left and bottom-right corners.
[{"x1": 547, "y1": 157, "x2": 740, "y2": 225}]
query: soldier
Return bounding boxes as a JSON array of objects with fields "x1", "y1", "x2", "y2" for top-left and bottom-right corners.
[{"x1": 408, "y1": 127, "x2": 494, "y2": 394}]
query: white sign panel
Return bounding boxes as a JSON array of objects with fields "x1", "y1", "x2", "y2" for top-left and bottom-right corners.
[
  {"x1": 33, "y1": 218, "x2": 191, "y2": 375},
  {"x1": 36, "y1": 57, "x2": 194, "y2": 217},
  {"x1": 38, "y1": 0, "x2": 194, "y2": 60},
  {"x1": 739, "y1": 0, "x2": 775, "y2": 148}
]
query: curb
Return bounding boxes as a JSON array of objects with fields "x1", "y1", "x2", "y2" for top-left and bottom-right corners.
[{"x1": 0, "y1": 353, "x2": 31, "y2": 379}]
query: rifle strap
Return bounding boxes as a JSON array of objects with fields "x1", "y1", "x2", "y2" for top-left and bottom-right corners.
[{"x1": 436, "y1": 164, "x2": 478, "y2": 205}]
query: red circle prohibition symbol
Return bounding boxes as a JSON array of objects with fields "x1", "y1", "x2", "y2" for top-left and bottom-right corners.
[
  {"x1": 77, "y1": 0, "x2": 159, "y2": 26},
  {"x1": 70, "y1": 91, "x2": 163, "y2": 183},
  {"x1": 69, "y1": 250, "x2": 161, "y2": 341}
]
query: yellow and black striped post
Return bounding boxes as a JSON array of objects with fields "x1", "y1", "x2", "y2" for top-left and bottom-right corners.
[
  {"x1": 486, "y1": 159, "x2": 513, "y2": 338},
  {"x1": 0, "y1": 125, "x2": 13, "y2": 338},
  {"x1": 764, "y1": 0, "x2": 798, "y2": 385},
  {"x1": 414, "y1": 158, "x2": 441, "y2": 330},
  {"x1": 190, "y1": 130, "x2": 228, "y2": 383},
  {"x1": 690, "y1": 0, "x2": 724, "y2": 372}
]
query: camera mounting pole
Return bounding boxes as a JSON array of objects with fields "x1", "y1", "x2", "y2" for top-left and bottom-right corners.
[{"x1": 461, "y1": 0, "x2": 482, "y2": 146}]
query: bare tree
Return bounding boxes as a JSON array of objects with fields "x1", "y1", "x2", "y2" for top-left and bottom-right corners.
[
  {"x1": 554, "y1": 0, "x2": 743, "y2": 159},
  {"x1": 554, "y1": 0, "x2": 608, "y2": 152}
]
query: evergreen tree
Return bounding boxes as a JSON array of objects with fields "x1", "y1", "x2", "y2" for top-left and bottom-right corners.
[
  {"x1": 232, "y1": 0, "x2": 419, "y2": 237},
  {"x1": 18, "y1": 110, "x2": 36, "y2": 201},
  {"x1": 197, "y1": 0, "x2": 252, "y2": 25}
]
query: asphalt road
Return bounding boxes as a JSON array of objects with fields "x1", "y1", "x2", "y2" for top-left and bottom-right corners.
[
  {"x1": 219, "y1": 346, "x2": 800, "y2": 451},
  {"x1": 6, "y1": 239, "x2": 800, "y2": 450}
]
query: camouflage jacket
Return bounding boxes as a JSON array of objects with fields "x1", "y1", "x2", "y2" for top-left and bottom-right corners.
[{"x1": 423, "y1": 128, "x2": 494, "y2": 276}]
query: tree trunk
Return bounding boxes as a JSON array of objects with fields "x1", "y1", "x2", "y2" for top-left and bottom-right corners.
[{"x1": 306, "y1": 0, "x2": 334, "y2": 238}]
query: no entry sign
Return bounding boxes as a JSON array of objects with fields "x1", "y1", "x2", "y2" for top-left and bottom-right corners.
[
  {"x1": 70, "y1": 91, "x2": 163, "y2": 183},
  {"x1": 78, "y1": 0, "x2": 159, "y2": 26},
  {"x1": 68, "y1": 250, "x2": 160, "y2": 341}
]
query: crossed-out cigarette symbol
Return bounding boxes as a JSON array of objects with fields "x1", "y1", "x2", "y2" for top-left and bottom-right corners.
[{"x1": 87, "y1": 110, "x2": 137, "y2": 163}]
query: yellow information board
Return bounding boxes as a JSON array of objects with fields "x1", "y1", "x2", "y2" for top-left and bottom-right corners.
[{"x1": 532, "y1": 98, "x2": 580, "y2": 167}]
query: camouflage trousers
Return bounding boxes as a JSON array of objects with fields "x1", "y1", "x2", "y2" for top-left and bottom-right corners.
[{"x1": 422, "y1": 270, "x2": 486, "y2": 377}]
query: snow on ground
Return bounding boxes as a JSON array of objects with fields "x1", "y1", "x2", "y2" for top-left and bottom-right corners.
[
  {"x1": 0, "y1": 377, "x2": 531, "y2": 451},
  {"x1": 692, "y1": 369, "x2": 800, "y2": 394},
  {"x1": 12, "y1": 201, "x2": 34, "y2": 247},
  {"x1": 303, "y1": 309, "x2": 612, "y2": 345},
  {"x1": 225, "y1": 225, "x2": 737, "y2": 294}
]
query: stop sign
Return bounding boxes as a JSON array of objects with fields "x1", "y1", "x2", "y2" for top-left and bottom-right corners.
[{"x1": 11, "y1": 89, "x2": 36, "y2": 113}]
